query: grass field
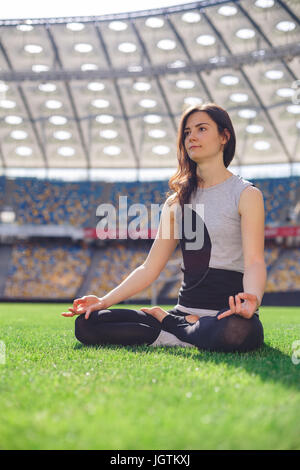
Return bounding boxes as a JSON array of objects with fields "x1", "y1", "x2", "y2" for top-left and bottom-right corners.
[{"x1": 0, "y1": 303, "x2": 299, "y2": 450}]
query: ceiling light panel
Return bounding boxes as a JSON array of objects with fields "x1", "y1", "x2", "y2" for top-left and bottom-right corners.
[
  {"x1": 145, "y1": 17, "x2": 165, "y2": 29},
  {"x1": 138, "y1": 105, "x2": 172, "y2": 130},
  {"x1": 101, "y1": 21, "x2": 140, "y2": 69},
  {"x1": 48, "y1": 143, "x2": 85, "y2": 167},
  {"x1": 238, "y1": 138, "x2": 282, "y2": 166},
  {"x1": 181, "y1": 12, "x2": 201, "y2": 24},
  {"x1": 38, "y1": 83, "x2": 57, "y2": 93},
  {"x1": 0, "y1": 25, "x2": 54, "y2": 70},
  {"x1": 143, "y1": 115, "x2": 163, "y2": 124},
  {"x1": 92, "y1": 119, "x2": 122, "y2": 139},
  {"x1": 139, "y1": 141, "x2": 176, "y2": 168},
  {"x1": 48, "y1": 116, "x2": 68, "y2": 126},
  {"x1": 6, "y1": 141, "x2": 43, "y2": 167},
  {"x1": 91, "y1": 143, "x2": 131, "y2": 168},
  {"x1": 159, "y1": 73, "x2": 202, "y2": 115},
  {"x1": 1, "y1": 118, "x2": 32, "y2": 144},
  {"x1": 242, "y1": 61, "x2": 293, "y2": 108},
  {"x1": 91, "y1": 116, "x2": 128, "y2": 156},
  {"x1": 267, "y1": 106, "x2": 300, "y2": 156},
  {"x1": 246, "y1": 124, "x2": 264, "y2": 134},
  {"x1": 264, "y1": 69, "x2": 284, "y2": 80},
  {"x1": 239, "y1": 0, "x2": 300, "y2": 48},
  {"x1": 109, "y1": 21, "x2": 128, "y2": 32},
  {"x1": 0, "y1": 83, "x2": 22, "y2": 118},
  {"x1": 16, "y1": 24, "x2": 34, "y2": 32},
  {"x1": 132, "y1": 81, "x2": 152, "y2": 92},
  {"x1": 237, "y1": 111, "x2": 269, "y2": 135},
  {"x1": 43, "y1": 97, "x2": 78, "y2": 156},
  {"x1": 27, "y1": 84, "x2": 71, "y2": 117},
  {"x1": 136, "y1": 15, "x2": 168, "y2": 34},
  {"x1": 20, "y1": 80, "x2": 65, "y2": 116},
  {"x1": 99, "y1": 129, "x2": 118, "y2": 140},
  {"x1": 201, "y1": 69, "x2": 242, "y2": 108},
  {"x1": 171, "y1": 10, "x2": 224, "y2": 64},
  {"x1": 87, "y1": 81, "x2": 106, "y2": 92},
  {"x1": 0, "y1": 2, "x2": 298, "y2": 169},
  {"x1": 134, "y1": 17, "x2": 186, "y2": 67},
  {"x1": 130, "y1": 110, "x2": 174, "y2": 167},
  {"x1": 148, "y1": 129, "x2": 167, "y2": 139},
  {"x1": 218, "y1": 5, "x2": 238, "y2": 17},
  {"x1": 4, "y1": 115, "x2": 23, "y2": 125},
  {"x1": 51, "y1": 23, "x2": 107, "y2": 71},
  {"x1": 66, "y1": 22, "x2": 86, "y2": 32},
  {"x1": 15, "y1": 145, "x2": 33, "y2": 156},
  {"x1": 95, "y1": 114, "x2": 114, "y2": 124},
  {"x1": 10, "y1": 129, "x2": 29, "y2": 140},
  {"x1": 45, "y1": 118, "x2": 78, "y2": 155},
  {"x1": 67, "y1": 79, "x2": 114, "y2": 127},
  {"x1": 254, "y1": 0, "x2": 275, "y2": 8},
  {"x1": 32, "y1": 64, "x2": 50, "y2": 73},
  {"x1": 205, "y1": 3, "x2": 268, "y2": 56},
  {"x1": 118, "y1": 77, "x2": 165, "y2": 118}
]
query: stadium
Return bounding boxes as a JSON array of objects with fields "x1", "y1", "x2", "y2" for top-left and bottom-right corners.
[{"x1": 0, "y1": 0, "x2": 299, "y2": 452}]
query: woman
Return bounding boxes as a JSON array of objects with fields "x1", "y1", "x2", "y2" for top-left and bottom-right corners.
[{"x1": 62, "y1": 103, "x2": 266, "y2": 353}]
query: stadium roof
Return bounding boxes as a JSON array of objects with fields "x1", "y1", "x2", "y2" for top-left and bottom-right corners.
[{"x1": 0, "y1": 0, "x2": 299, "y2": 175}]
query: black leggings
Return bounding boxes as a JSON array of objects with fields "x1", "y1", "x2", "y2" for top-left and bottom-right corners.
[{"x1": 75, "y1": 307, "x2": 264, "y2": 353}]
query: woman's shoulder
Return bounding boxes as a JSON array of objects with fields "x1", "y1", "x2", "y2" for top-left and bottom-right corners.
[
  {"x1": 228, "y1": 174, "x2": 255, "y2": 199},
  {"x1": 165, "y1": 193, "x2": 179, "y2": 207},
  {"x1": 233, "y1": 174, "x2": 254, "y2": 188},
  {"x1": 232, "y1": 175, "x2": 261, "y2": 210}
]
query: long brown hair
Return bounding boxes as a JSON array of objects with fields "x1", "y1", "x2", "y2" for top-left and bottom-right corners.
[{"x1": 167, "y1": 103, "x2": 236, "y2": 208}]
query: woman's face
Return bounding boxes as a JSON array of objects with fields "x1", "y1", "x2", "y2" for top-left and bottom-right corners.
[{"x1": 183, "y1": 111, "x2": 228, "y2": 163}]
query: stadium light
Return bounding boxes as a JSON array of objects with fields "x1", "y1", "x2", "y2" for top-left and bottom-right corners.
[{"x1": 0, "y1": 207, "x2": 16, "y2": 224}]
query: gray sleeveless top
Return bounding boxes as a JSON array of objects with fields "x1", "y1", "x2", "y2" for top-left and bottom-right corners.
[{"x1": 175, "y1": 173, "x2": 255, "y2": 316}]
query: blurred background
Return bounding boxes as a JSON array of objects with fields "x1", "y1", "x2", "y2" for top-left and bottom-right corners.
[{"x1": 0, "y1": 0, "x2": 299, "y2": 307}]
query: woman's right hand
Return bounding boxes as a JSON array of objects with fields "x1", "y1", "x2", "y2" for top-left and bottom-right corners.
[{"x1": 61, "y1": 295, "x2": 109, "y2": 320}]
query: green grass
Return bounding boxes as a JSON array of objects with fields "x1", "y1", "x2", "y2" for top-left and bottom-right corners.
[{"x1": 0, "y1": 303, "x2": 299, "y2": 450}]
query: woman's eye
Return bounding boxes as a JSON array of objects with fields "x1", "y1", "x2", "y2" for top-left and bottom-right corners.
[{"x1": 184, "y1": 128, "x2": 205, "y2": 137}]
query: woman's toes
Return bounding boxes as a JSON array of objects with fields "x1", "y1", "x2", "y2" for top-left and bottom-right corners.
[{"x1": 185, "y1": 315, "x2": 199, "y2": 324}]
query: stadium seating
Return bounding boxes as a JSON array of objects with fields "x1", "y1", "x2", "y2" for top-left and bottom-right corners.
[
  {"x1": 0, "y1": 176, "x2": 299, "y2": 299},
  {"x1": 2, "y1": 240, "x2": 297, "y2": 300},
  {"x1": 265, "y1": 248, "x2": 300, "y2": 292},
  {"x1": 1, "y1": 175, "x2": 298, "y2": 227},
  {"x1": 8, "y1": 178, "x2": 104, "y2": 227},
  {"x1": 4, "y1": 241, "x2": 92, "y2": 299}
]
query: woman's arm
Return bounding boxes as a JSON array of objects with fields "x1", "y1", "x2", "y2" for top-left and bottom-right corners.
[
  {"x1": 62, "y1": 195, "x2": 180, "y2": 318},
  {"x1": 240, "y1": 186, "x2": 267, "y2": 307},
  {"x1": 217, "y1": 186, "x2": 267, "y2": 320},
  {"x1": 102, "y1": 195, "x2": 179, "y2": 307},
  {"x1": 242, "y1": 261, "x2": 266, "y2": 308}
]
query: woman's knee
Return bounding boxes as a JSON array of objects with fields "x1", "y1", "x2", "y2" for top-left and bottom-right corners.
[
  {"x1": 74, "y1": 312, "x2": 162, "y2": 346},
  {"x1": 74, "y1": 314, "x2": 94, "y2": 345},
  {"x1": 220, "y1": 314, "x2": 264, "y2": 352}
]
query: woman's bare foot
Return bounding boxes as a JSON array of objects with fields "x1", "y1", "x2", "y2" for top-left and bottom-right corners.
[
  {"x1": 185, "y1": 314, "x2": 199, "y2": 324},
  {"x1": 140, "y1": 306, "x2": 169, "y2": 323}
]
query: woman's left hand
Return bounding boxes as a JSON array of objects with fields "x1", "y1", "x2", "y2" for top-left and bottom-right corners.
[{"x1": 217, "y1": 293, "x2": 259, "y2": 320}]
